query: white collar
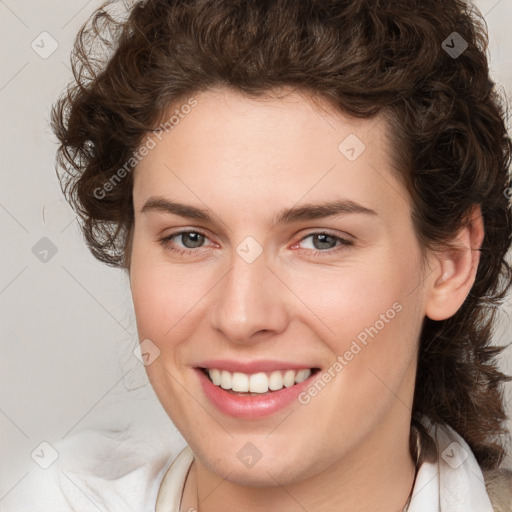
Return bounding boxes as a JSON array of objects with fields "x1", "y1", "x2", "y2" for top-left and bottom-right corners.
[
  {"x1": 155, "y1": 444, "x2": 194, "y2": 511},
  {"x1": 408, "y1": 416, "x2": 494, "y2": 512},
  {"x1": 156, "y1": 417, "x2": 494, "y2": 512}
]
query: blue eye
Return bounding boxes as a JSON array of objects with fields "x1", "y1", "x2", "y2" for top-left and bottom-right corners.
[
  {"x1": 297, "y1": 232, "x2": 353, "y2": 256},
  {"x1": 159, "y1": 230, "x2": 353, "y2": 257},
  {"x1": 160, "y1": 230, "x2": 210, "y2": 255}
]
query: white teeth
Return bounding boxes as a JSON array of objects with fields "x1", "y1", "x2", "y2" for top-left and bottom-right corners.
[
  {"x1": 294, "y1": 368, "x2": 311, "y2": 383},
  {"x1": 209, "y1": 368, "x2": 222, "y2": 386},
  {"x1": 268, "y1": 371, "x2": 284, "y2": 391},
  {"x1": 249, "y1": 372, "x2": 268, "y2": 393},
  {"x1": 232, "y1": 372, "x2": 249, "y2": 392},
  {"x1": 283, "y1": 369, "x2": 296, "y2": 387},
  {"x1": 206, "y1": 368, "x2": 312, "y2": 393},
  {"x1": 220, "y1": 370, "x2": 232, "y2": 390}
]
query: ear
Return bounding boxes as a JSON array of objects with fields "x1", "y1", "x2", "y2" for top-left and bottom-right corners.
[{"x1": 425, "y1": 205, "x2": 484, "y2": 321}]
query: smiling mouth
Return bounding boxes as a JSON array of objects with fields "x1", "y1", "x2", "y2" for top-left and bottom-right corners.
[{"x1": 198, "y1": 367, "x2": 321, "y2": 395}]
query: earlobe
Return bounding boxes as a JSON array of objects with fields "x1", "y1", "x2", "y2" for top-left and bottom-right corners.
[{"x1": 425, "y1": 206, "x2": 484, "y2": 321}]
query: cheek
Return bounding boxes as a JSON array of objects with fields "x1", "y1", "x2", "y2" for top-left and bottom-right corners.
[
  {"x1": 290, "y1": 259, "x2": 414, "y2": 338},
  {"x1": 129, "y1": 239, "x2": 217, "y2": 350},
  {"x1": 287, "y1": 250, "x2": 423, "y2": 381},
  {"x1": 130, "y1": 237, "x2": 184, "y2": 339},
  {"x1": 130, "y1": 265, "x2": 195, "y2": 341}
]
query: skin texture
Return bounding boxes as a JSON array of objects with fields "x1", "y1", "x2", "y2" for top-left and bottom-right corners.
[{"x1": 128, "y1": 87, "x2": 483, "y2": 512}]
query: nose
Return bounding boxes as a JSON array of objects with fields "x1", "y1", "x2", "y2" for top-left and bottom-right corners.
[{"x1": 209, "y1": 245, "x2": 289, "y2": 344}]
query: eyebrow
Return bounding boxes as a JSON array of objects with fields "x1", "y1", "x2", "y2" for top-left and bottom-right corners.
[{"x1": 140, "y1": 196, "x2": 377, "y2": 225}]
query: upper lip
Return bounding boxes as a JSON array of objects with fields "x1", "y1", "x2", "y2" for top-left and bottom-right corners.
[{"x1": 195, "y1": 359, "x2": 319, "y2": 374}]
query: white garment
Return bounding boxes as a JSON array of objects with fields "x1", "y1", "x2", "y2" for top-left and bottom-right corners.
[
  {"x1": 408, "y1": 416, "x2": 495, "y2": 512},
  {"x1": 2, "y1": 426, "x2": 182, "y2": 512},
  {"x1": 3, "y1": 416, "x2": 495, "y2": 512}
]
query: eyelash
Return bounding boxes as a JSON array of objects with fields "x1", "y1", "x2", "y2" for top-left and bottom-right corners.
[{"x1": 159, "y1": 229, "x2": 353, "y2": 258}]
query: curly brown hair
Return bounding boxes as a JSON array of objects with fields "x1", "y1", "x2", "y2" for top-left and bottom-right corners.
[{"x1": 51, "y1": 0, "x2": 512, "y2": 469}]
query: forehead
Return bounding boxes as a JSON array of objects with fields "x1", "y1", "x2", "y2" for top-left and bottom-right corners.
[{"x1": 132, "y1": 87, "x2": 407, "y2": 219}]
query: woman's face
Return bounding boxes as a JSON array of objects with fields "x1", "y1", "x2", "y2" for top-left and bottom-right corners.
[{"x1": 129, "y1": 87, "x2": 431, "y2": 486}]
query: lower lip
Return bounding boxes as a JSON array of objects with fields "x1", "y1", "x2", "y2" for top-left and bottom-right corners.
[{"x1": 195, "y1": 368, "x2": 319, "y2": 419}]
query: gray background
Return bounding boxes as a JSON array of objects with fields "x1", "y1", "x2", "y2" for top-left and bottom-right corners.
[{"x1": 1, "y1": 0, "x2": 512, "y2": 506}]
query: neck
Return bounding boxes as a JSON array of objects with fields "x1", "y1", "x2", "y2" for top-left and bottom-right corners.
[{"x1": 181, "y1": 406, "x2": 417, "y2": 512}]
